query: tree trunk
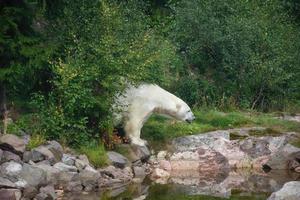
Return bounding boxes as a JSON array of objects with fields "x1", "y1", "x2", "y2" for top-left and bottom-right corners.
[{"x1": 0, "y1": 83, "x2": 8, "y2": 135}]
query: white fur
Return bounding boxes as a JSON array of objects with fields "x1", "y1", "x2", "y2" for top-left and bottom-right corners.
[{"x1": 113, "y1": 84, "x2": 195, "y2": 146}]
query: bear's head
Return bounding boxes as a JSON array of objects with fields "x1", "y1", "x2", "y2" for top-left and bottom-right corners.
[{"x1": 175, "y1": 103, "x2": 195, "y2": 123}]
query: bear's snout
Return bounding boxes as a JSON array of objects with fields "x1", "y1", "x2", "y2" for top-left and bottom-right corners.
[{"x1": 186, "y1": 116, "x2": 195, "y2": 123}]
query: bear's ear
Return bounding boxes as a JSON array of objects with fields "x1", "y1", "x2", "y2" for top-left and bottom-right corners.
[{"x1": 176, "y1": 104, "x2": 182, "y2": 111}]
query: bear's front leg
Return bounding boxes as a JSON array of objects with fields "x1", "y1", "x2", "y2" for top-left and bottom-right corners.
[{"x1": 124, "y1": 117, "x2": 148, "y2": 146}]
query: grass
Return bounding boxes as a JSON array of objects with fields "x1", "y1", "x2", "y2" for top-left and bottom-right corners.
[
  {"x1": 142, "y1": 109, "x2": 300, "y2": 149},
  {"x1": 26, "y1": 134, "x2": 47, "y2": 150},
  {"x1": 79, "y1": 142, "x2": 109, "y2": 168}
]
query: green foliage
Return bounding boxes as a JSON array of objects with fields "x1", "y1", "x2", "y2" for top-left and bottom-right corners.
[
  {"x1": 79, "y1": 142, "x2": 108, "y2": 168},
  {"x1": 26, "y1": 134, "x2": 46, "y2": 150},
  {"x1": 171, "y1": 0, "x2": 300, "y2": 110}
]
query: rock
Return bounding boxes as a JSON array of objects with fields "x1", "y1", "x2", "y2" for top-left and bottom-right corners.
[
  {"x1": 20, "y1": 163, "x2": 47, "y2": 187},
  {"x1": 64, "y1": 181, "x2": 82, "y2": 192},
  {"x1": 39, "y1": 185, "x2": 57, "y2": 200},
  {"x1": 46, "y1": 140, "x2": 63, "y2": 161},
  {"x1": 107, "y1": 151, "x2": 129, "y2": 168},
  {"x1": 0, "y1": 161, "x2": 23, "y2": 182},
  {"x1": 0, "y1": 149, "x2": 3, "y2": 161},
  {"x1": 84, "y1": 165, "x2": 98, "y2": 173},
  {"x1": 79, "y1": 169, "x2": 100, "y2": 191},
  {"x1": 57, "y1": 172, "x2": 80, "y2": 188},
  {"x1": 23, "y1": 150, "x2": 45, "y2": 163},
  {"x1": 33, "y1": 146, "x2": 57, "y2": 165},
  {"x1": 172, "y1": 130, "x2": 230, "y2": 152},
  {"x1": 0, "y1": 134, "x2": 26, "y2": 155},
  {"x1": 23, "y1": 186, "x2": 38, "y2": 199},
  {"x1": 240, "y1": 137, "x2": 271, "y2": 158},
  {"x1": 1, "y1": 151, "x2": 21, "y2": 163},
  {"x1": 151, "y1": 168, "x2": 170, "y2": 179},
  {"x1": 170, "y1": 148, "x2": 230, "y2": 172},
  {"x1": 98, "y1": 166, "x2": 133, "y2": 188},
  {"x1": 78, "y1": 154, "x2": 90, "y2": 165},
  {"x1": 265, "y1": 144, "x2": 300, "y2": 169},
  {"x1": 159, "y1": 160, "x2": 172, "y2": 171},
  {"x1": 34, "y1": 164, "x2": 60, "y2": 185},
  {"x1": 62, "y1": 154, "x2": 75, "y2": 166},
  {"x1": 157, "y1": 151, "x2": 168, "y2": 160},
  {"x1": 0, "y1": 177, "x2": 16, "y2": 188},
  {"x1": 131, "y1": 145, "x2": 151, "y2": 162},
  {"x1": 74, "y1": 159, "x2": 87, "y2": 170},
  {"x1": 268, "y1": 181, "x2": 300, "y2": 200},
  {"x1": 133, "y1": 166, "x2": 146, "y2": 178},
  {"x1": 54, "y1": 162, "x2": 78, "y2": 172},
  {"x1": 0, "y1": 189, "x2": 22, "y2": 200}
]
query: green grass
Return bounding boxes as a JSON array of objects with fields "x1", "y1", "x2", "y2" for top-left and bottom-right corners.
[
  {"x1": 142, "y1": 109, "x2": 300, "y2": 149},
  {"x1": 26, "y1": 134, "x2": 47, "y2": 150},
  {"x1": 79, "y1": 142, "x2": 108, "y2": 168}
]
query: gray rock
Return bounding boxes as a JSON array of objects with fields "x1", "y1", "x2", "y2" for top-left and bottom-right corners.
[
  {"x1": 39, "y1": 185, "x2": 57, "y2": 200},
  {"x1": 0, "y1": 134, "x2": 26, "y2": 155},
  {"x1": 75, "y1": 159, "x2": 87, "y2": 170},
  {"x1": 22, "y1": 150, "x2": 45, "y2": 163},
  {"x1": 23, "y1": 186, "x2": 38, "y2": 199},
  {"x1": 131, "y1": 145, "x2": 151, "y2": 162},
  {"x1": 0, "y1": 161, "x2": 23, "y2": 182},
  {"x1": 35, "y1": 192, "x2": 51, "y2": 200},
  {"x1": 54, "y1": 162, "x2": 78, "y2": 172},
  {"x1": 0, "y1": 149, "x2": 3, "y2": 162},
  {"x1": 62, "y1": 154, "x2": 75, "y2": 166},
  {"x1": 33, "y1": 146, "x2": 56, "y2": 165},
  {"x1": 172, "y1": 130, "x2": 230, "y2": 152},
  {"x1": 133, "y1": 166, "x2": 146, "y2": 179},
  {"x1": 99, "y1": 166, "x2": 133, "y2": 188},
  {"x1": 240, "y1": 137, "x2": 271, "y2": 158},
  {"x1": 46, "y1": 140, "x2": 63, "y2": 162},
  {"x1": 1, "y1": 151, "x2": 21, "y2": 163},
  {"x1": 107, "y1": 151, "x2": 129, "y2": 168},
  {"x1": 268, "y1": 181, "x2": 300, "y2": 200},
  {"x1": 79, "y1": 168, "x2": 100, "y2": 191},
  {"x1": 20, "y1": 163, "x2": 47, "y2": 187},
  {"x1": 78, "y1": 154, "x2": 90, "y2": 165},
  {"x1": 64, "y1": 181, "x2": 82, "y2": 192},
  {"x1": 0, "y1": 188, "x2": 22, "y2": 200},
  {"x1": 265, "y1": 144, "x2": 300, "y2": 169},
  {"x1": 34, "y1": 163, "x2": 60, "y2": 185},
  {"x1": 58, "y1": 171, "x2": 79, "y2": 184},
  {"x1": 0, "y1": 177, "x2": 16, "y2": 188}
]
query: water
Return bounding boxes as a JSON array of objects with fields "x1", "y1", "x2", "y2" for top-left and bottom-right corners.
[{"x1": 62, "y1": 169, "x2": 299, "y2": 200}]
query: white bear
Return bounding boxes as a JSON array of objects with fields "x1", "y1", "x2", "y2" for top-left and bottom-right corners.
[{"x1": 113, "y1": 84, "x2": 195, "y2": 146}]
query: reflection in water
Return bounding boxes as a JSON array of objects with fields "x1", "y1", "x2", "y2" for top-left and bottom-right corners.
[{"x1": 63, "y1": 169, "x2": 299, "y2": 200}]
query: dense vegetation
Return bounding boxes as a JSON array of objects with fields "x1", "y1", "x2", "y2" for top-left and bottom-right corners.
[{"x1": 1, "y1": 0, "x2": 299, "y2": 149}]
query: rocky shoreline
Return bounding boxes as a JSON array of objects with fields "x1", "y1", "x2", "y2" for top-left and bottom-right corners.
[{"x1": 0, "y1": 127, "x2": 300, "y2": 199}]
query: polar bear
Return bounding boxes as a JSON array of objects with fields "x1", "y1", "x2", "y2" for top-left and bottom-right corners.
[{"x1": 113, "y1": 84, "x2": 195, "y2": 146}]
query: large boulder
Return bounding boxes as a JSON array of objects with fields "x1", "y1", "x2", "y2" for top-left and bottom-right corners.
[
  {"x1": 35, "y1": 163, "x2": 60, "y2": 185},
  {"x1": 265, "y1": 144, "x2": 300, "y2": 170},
  {"x1": 0, "y1": 161, "x2": 23, "y2": 182},
  {"x1": 79, "y1": 168, "x2": 100, "y2": 191},
  {"x1": 1, "y1": 151, "x2": 21, "y2": 164},
  {"x1": 62, "y1": 154, "x2": 76, "y2": 166},
  {"x1": 98, "y1": 166, "x2": 133, "y2": 188},
  {"x1": 53, "y1": 162, "x2": 78, "y2": 172},
  {"x1": 172, "y1": 130, "x2": 230, "y2": 152},
  {"x1": 0, "y1": 177, "x2": 16, "y2": 188},
  {"x1": 19, "y1": 163, "x2": 47, "y2": 188},
  {"x1": 107, "y1": 151, "x2": 129, "y2": 168},
  {"x1": 0, "y1": 134, "x2": 26, "y2": 155},
  {"x1": 268, "y1": 181, "x2": 300, "y2": 200}
]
